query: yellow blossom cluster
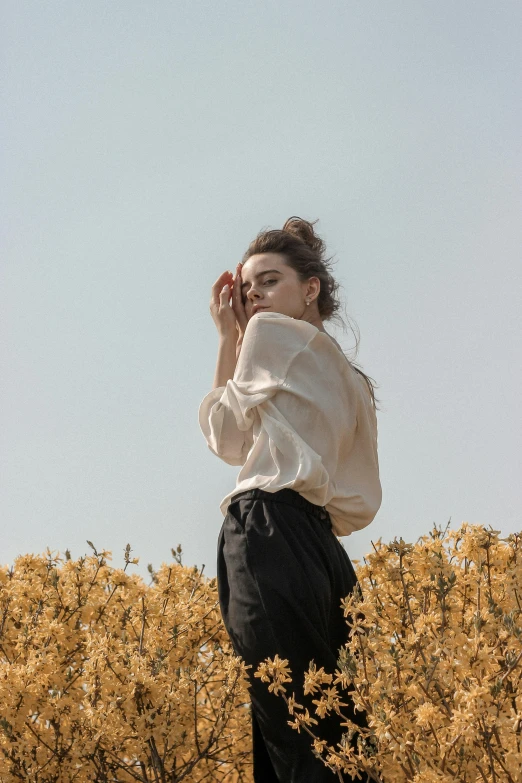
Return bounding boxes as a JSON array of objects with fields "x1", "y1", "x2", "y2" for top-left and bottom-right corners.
[
  {"x1": 256, "y1": 523, "x2": 522, "y2": 783},
  {"x1": 0, "y1": 543, "x2": 253, "y2": 782}
]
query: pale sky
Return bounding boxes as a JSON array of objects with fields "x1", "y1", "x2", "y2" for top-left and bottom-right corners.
[{"x1": 2, "y1": 1, "x2": 521, "y2": 581}]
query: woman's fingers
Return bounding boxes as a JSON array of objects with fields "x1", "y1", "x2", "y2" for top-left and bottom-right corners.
[
  {"x1": 212, "y1": 270, "x2": 234, "y2": 304},
  {"x1": 231, "y1": 264, "x2": 248, "y2": 333},
  {"x1": 209, "y1": 270, "x2": 239, "y2": 340},
  {"x1": 232, "y1": 265, "x2": 241, "y2": 303},
  {"x1": 212, "y1": 270, "x2": 232, "y2": 291},
  {"x1": 210, "y1": 266, "x2": 248, "y2": 341}
]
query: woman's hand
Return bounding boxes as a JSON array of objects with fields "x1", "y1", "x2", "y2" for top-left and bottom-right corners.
[
  {"x1": 210, "y1": 270, "x2": 237, "y2": 341},
  {"x1": 210, "y1": 264, "x2": 248, "y2": 347}
]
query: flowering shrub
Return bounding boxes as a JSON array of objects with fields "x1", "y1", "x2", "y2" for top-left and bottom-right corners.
[
  {"x1": 256, "y1": 523, "x2": 522, "y2": 783},
  {"x1": 0, "y1": 544, "x2": 252, "y2": 782},
  {"x1": 3, "y1": 523, "x2": 521, "y2": 783}
]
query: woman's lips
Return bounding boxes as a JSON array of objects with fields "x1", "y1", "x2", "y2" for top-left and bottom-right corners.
[{"x1": 252, "y1": 305, "x2": 269, "y2": 315}]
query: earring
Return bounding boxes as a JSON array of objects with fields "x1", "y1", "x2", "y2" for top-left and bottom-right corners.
[{"x1": 306, "y1": 300, "x2": 310, "y2": 305}]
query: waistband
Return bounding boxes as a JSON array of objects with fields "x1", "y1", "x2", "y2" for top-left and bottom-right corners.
[{"x1": 229, "y1": 487, "x2": 331, "y2": 525}]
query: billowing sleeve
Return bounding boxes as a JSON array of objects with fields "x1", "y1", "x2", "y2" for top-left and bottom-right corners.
[
  {"x1": 326, "y1": 483, "x2": 383, "y2": 538},
  {"x1": 198, "y1": 314, "x2": 306, "y2": 465}
]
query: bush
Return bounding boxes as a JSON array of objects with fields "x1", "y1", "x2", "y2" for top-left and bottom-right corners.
[
  {"x1": 256, "y1": 523, "x2": 522, "y2": 783},
  {"x1": 0, "y1": 544, "x2": 252, "y2": 782},
  {"x1": 5, "y1": 523, "x2": 520, "y2": 783}
]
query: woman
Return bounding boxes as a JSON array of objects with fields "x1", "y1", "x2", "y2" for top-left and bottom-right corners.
[{"x1": 198, "y1": 217, "x2": 382, "y2": 782}]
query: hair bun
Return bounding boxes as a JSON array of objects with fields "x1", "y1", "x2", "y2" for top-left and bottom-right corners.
[{"x1": 282, "y1": 216, "x2": 325, "y2": 255}]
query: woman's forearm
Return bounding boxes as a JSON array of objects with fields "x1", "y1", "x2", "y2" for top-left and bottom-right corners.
[{"x1": 213, "y1": 336, "x2": 238, "y2": 390}]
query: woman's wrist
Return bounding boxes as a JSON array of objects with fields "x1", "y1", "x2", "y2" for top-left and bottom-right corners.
[{"x1": 213, "y1": 335, "x2": 238, "y2": 390}]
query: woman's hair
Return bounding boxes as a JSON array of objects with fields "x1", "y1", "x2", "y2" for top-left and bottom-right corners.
[{"x1": 242, "y1": 216, "x2": 381, "y2": 412}]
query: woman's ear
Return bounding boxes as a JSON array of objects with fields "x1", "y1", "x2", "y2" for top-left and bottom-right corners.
[{"x1": 308, "y1": 276, "x2": 321, "y2": 300}]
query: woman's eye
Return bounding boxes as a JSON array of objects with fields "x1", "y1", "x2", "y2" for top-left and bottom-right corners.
[{"x1": 242, "y1": 280, "x2": 276, "y2": 304}]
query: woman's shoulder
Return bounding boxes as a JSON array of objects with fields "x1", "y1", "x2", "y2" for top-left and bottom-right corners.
[
  {"x1": 245, "y1": 311, "x2": 316, "y2": 342},
  {"x1": 247, "y1": 311, "x2": 318, "y2": 335},
  {"x1": 246, "y1": 313, "x2": 355, "y2": 369},
  {"x1": 248, "y1": 311, "x2": 304, "y2": 324},
  {"x1": 239, "y1": 313, "x2": 314, "y2": 376}
]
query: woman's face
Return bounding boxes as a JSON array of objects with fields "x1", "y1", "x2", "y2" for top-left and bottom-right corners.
[{"x1": 240, "y1": 253, "x2": 318, "y2": 322}]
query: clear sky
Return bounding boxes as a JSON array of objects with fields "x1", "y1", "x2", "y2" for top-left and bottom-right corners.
[{"x1": 2, "y1": 1, "x2": 521, "y2": 581}]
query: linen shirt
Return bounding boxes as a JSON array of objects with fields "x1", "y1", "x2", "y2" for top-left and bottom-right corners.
[{"x1": 198, "y1": 311, "x2": 382, "y2": 537}]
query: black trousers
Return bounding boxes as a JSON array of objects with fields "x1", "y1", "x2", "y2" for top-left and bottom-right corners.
[{"x1": 217, "y1": 487, "x2": 368, "y2": 783}]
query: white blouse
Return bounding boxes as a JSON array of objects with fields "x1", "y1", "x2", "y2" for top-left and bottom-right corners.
[{"x1": 198, "y1": 311, "x2": 382, "y2": 537}]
